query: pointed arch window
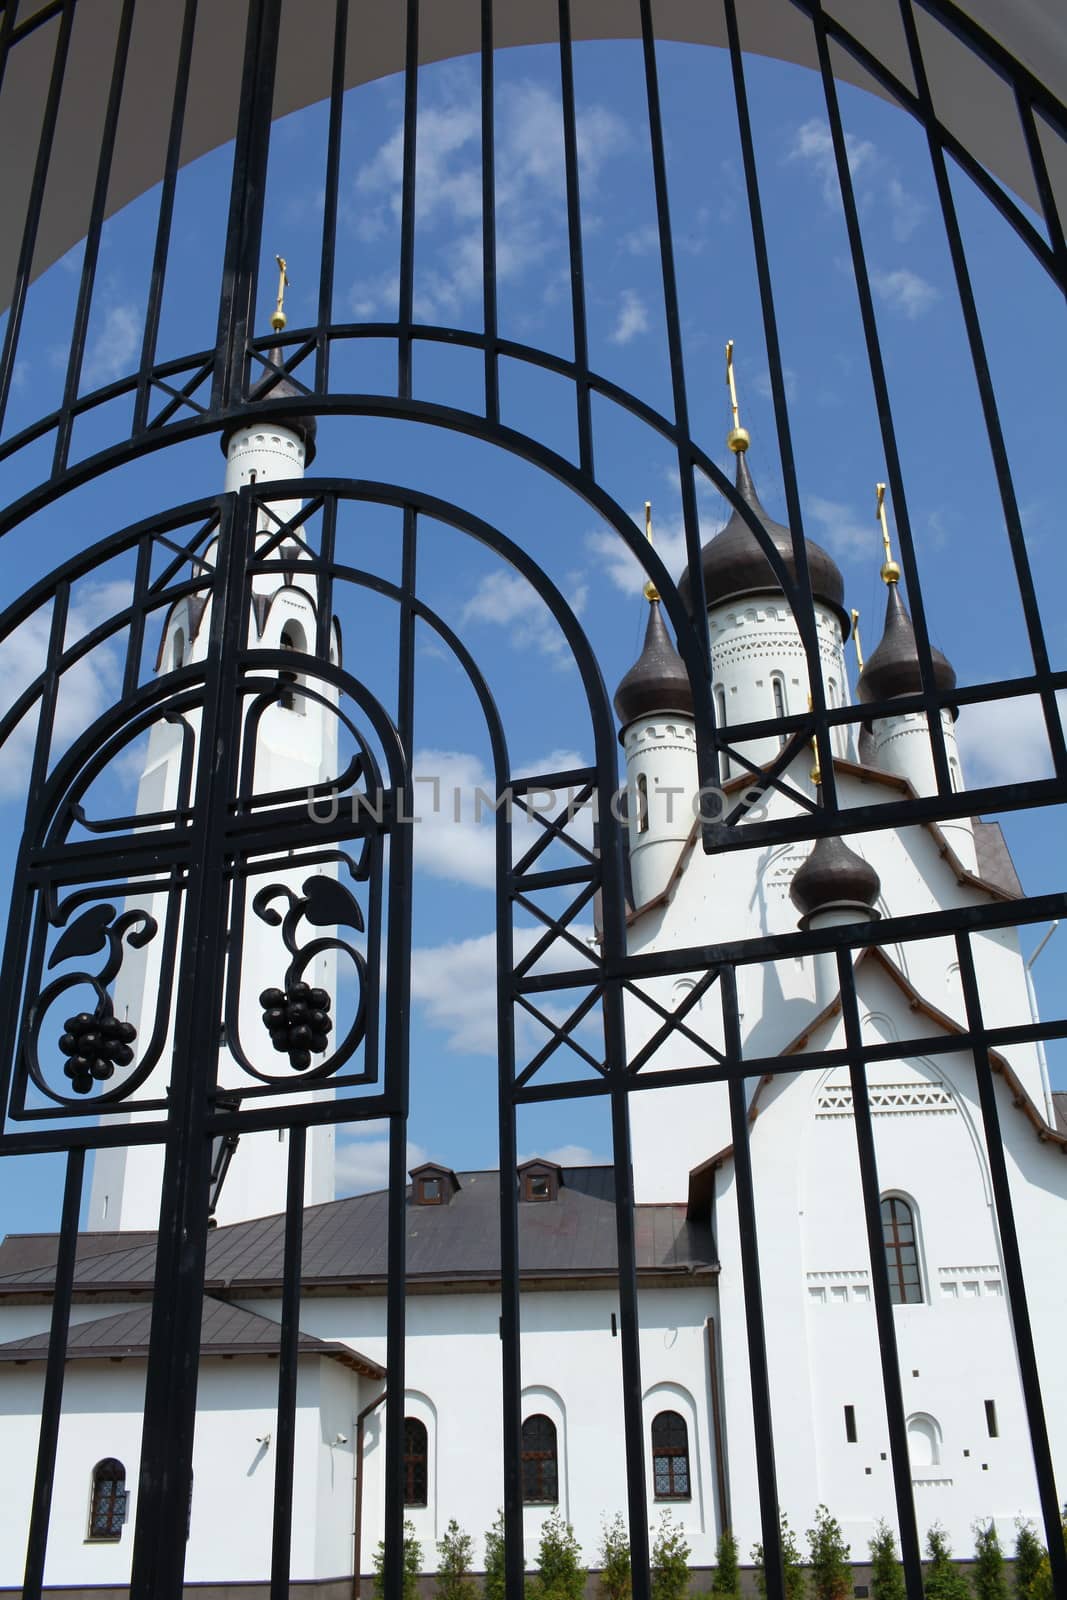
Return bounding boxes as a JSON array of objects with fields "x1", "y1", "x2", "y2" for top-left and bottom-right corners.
[
  {"x1": 279, "y1": 623, "x2": 306, "y2": 714},
  {"x1": 881, "y1": 1195, "x2": 924, "y2": 1304},
  {"x1": 403, "y1": 1417, "x2": 428, "y2": 1506},
  {"x1": 635, "y1": 772, "x2": 649, "y2": 835},
  {"x1": 87, "y1": 1458, "x2": 127, "y2": 1541},
  {"x1": 172, "y1": 628, "x2": 186, "y2": 671},
  {"x1": 521, "y1": 1414, "x2": 558, "y2": 1504},
  {"x1": 771, "y1": 674, "x2": 787, "y2": 748},
  {"x1": 651, "y1": 1410, "x2": 691, "y2": 1499}
]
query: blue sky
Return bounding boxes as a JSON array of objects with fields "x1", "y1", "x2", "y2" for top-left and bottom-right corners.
[{"x1": 0, "y1": 37, "x2": 1064, "y2": 1231}]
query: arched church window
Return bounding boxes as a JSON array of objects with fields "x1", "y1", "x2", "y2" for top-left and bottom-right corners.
[
  {"x1": 521, "y1": 1414, "x2": 558, "y2": 1504},
  {"x1": 278, "y1": 623, "x2": 306, "y2": 714},
  {"x1": 715, "y1": 686, "x2": 728, "y2": 783},
  {"x1": 651, "y1": 1410, "x2": 691, "y2": 1500},
  {"x1": 906, "y1": 1412, "x2": 941, "y2": 1469},
  {"x1": 172, "y1": 628, "x2": 185, "y2": 671},
  {"x1": 635, "y1": 772, "x2": 649, "y2": 835},
  {"x1": 772, "y1": 674, "x2": 786, "y2": 748},
  {"x1": 881, "y1": 1195, "x2": 924, "y2": 1305},
  {"x1": 403, "y1": 1417, "x2": 428, "y2": 1506},
  {"x1": 87, "y1": 1458, "x2": 128, "y2": 1541}
]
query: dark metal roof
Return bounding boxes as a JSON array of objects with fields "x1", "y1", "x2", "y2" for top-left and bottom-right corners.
[
  {"x1": 790, "y1": 831, "x2": 881, "y2": 923},
  {"x1": 677, "y1": 450, "x2": 848, "y2": 636},
  {"x1": 973, "y1": 820, "x2": 1024, "y2": 898},
  {"x1": 0, "y1": 1293, "x2": 383, "y2": 1376},
  {"x1": 1053, "y1": 1092, "x2": 1067, "y2": 1139},
  {"x1": 0, "y1": 1168, "x2": 716, "y2": 1298},
  {"x1": 219, "y1": 346, "x2": 318, "y2": 463},
  {"x1": 857, "y1": 581, "x2": 956, "y2": 711},
  {"x1": 613, "y1": 599, "x2": 694, "y2": 732}
]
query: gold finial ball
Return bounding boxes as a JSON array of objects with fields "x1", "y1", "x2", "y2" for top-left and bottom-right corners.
[
  {"x1": 643, "y1": 579, "x2": 661, "y2": 603},
  {"x1": 880, "y1": 558, "x2": 901, "y2": 585},
  {"x1": 727, "y1": 426, "x2": 750, "y2": 454},
  {"x1": 271, "y1": 310, "x2": 287, "y2": 332}
]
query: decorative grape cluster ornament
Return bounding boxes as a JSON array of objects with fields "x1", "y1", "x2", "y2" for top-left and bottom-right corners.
[
  {"x1": 259, "y1": 982, "x2": 333, "y2": 1070},
  {"x1": 58, "y1": 1004, "x2": 137, "y2": 1095}
]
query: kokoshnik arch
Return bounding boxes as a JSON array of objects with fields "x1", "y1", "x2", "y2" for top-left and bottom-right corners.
[{"x1": 0, "y1": 4, "x2": 1065, "y2": 1600}]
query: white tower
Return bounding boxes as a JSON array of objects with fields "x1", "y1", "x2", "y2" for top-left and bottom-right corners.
[
  {"x1": 89, "y1": 323, "x2": 340, "y2": 1230},
  {"x1": 789, "y1": 823, "x2": 882, "y2": 1010}
]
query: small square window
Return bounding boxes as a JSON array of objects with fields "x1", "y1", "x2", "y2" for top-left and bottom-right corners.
[{"x1": 419, "y1": 1177, "x2": 443, "y2": 1204}]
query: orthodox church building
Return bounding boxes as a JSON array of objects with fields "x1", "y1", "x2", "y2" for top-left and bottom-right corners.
[{"x1": 0, "y1": 362, "x2": 1065, "y2": 1596}]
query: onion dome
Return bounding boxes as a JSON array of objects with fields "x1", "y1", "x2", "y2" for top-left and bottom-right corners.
[
  {"x1": 857, "y1": 580, "x2": 955, "y2": 713},
  {"x1": 220, "y1": 347, "x2": 318, "y2": 464},
  {"x1": 678, "y1": 450, "x2": 849, "y2": 637},
  {"x1": 613, "y1": 599, "x2": 694, "y2": 734},
  {"x1": 790, "y1": 832, "x2": 881, "y2": 924}
]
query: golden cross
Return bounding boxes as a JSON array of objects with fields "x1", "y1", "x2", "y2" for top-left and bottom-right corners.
[
  {"x1": 272, "y1": 255, "x2": 290, "y2": 332},
  {"x1": 725, "y1": 340, "x2": 749, "y2": 453},
  {"x1": 876, "y1": 482, "x2": 900, "y2": 585},
  {"x1": 851, "y1": 608, "x2": 864, "y2": 674},
  {"x1": 643, "y1": 500, "x2": 660, "y2": 602}
]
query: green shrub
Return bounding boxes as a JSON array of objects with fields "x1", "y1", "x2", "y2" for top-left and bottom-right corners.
[
  {"x1": 710, "y1": 1528, "x2": 741, "y2": 1600},
  {"x1": 807, "y1": 1506, "x2": 852, "y2": 1600},
  {"x1": 483, "y1": 1511, "x2": 508, "y2": 1600},
  {"x1": 868, "y1": 1521, "x2": 906, "y2": 1600},
  {"x1": 1028, "y1": 1511, "x2": 1067, "y2": 1600},
  {"x1": 373, "y1": 1518, "x2": 422, "y2": 1600},
  {"x1": 752, "y1": 1512, "x2": 806, "y2": 1600},
  {"x1": 1013, "y1": 1523, "x2": 1045, "y2": 1600},
  {"x1": 436, "y1": 1519, "x2": 477, "y2": 1600},
  {"x1": 923, "y1": 1526, "x2": 970, "y2": 1600},
  {"x1": 650, "y1": 1509, "x2": 691, "y2": 1600},
  {"x1": 971, "y1": 1523, "x2": 1007, "y2": 1600},
  {"x1": 529, "y1": 1509, "x2": 586, "y2": 1600},
  {"x1": 598, "y1": 1513, "x2": 632, "y2": 1600}
]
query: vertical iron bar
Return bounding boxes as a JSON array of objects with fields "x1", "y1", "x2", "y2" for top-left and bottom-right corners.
[
  {"x1": 720, "y1": 966, "x2": 783, "y2": 1600},
  {"x1": 557, "y1": 0, "x2": 593, "y2": 475},
  {"x1": 270, "y1": 1123, "x2": 307, "y2": 1599},
  {"x1": 134, "y1": 0, "x2": 198, "y2": 434},
  {"x1": 496, "y1": 836, "x2": 523, "y2": 1600},
  {"x1": 480, "y1": 0, "x2": 499, "y2": 427},
  {"x1": 898, "y1": 0, "x2": 1067, "y2": 780},
  {"x1": 315, "y1": 491, "x2": 337, "y2": 662},
  {"x1": 396, "y1": 0, "x2": 419, "y2": 401},
  {"x1": 315, "y1": 0, "x2": 348, "y2": 394},
  {"x1": 609, "y1": 1082, "x2": 652, "y2": 1600},
  {"x1": 954, "y1": 932, "x2": 1067, "y2": 1584},
  {"x1": 808, "y1": 0, "x2": 953, "y2": 795},
  {"x1": 52, "y1": 0, "x2": 135, "y2": 474},
  {"x1": 0, "y1": 0, "x2": 75, "y2": 434},
  {"x1": 123, "y1": 531, "x2": 155, "y2": 699},
  {"x1": 836, "y1": 951, "x2": 924, "y2": 1598},
  {"x1": 21, "y1": 1148, "x2": 84, "y2": 1600},
  {"x1": 720, "y1": 0, "x2": 836, "y2": 806}
]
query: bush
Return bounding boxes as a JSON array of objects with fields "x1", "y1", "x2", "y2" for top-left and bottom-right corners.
[
  {"x1": 483, "y1": 1511, "x2": 508, "y2": 1600},
  {"x1": 1029, "y1": 1511, "x2": 1067, "y2": 1600},
  {"x1": 373, "y1": 1518, "x2": 422, "y2": 1600},
  {"x1": 529, "y1": 1509, "x2": 586, "y2": 1600},
  {"x1": 711, "y1": 1528, "x2": 741, "y2": 1600},
  {"x1": 651, "y1": 1509, "x2": 691, "y2": 1600},
  {"x1": 1013, "y1": 1523, "x2": 1045, "y2": 1600},
  {"x1": 598, "y1": 1513, "x2": 632, "y2": 1600},
  {"x1": 752, "y1": 1512, "x2": 806, "y2": 1600},
  {"x1": 923, "y1": 1526, "x2": 970, "y2": 1600},
  {"x1": 868, "y1": 1521, "x2": 906, "y2": 1600},
  {"x1": 436, "y1": 1519, "x2": 477, "y2": 1600},
  {"x1": 971, "y1": 1523, "x2": 1007, "y2": 1600},
  {"x1": 808, "y1": 1506, "x2": 852, "y2": 1600}
]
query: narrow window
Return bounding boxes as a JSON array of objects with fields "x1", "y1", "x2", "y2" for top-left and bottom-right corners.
[
  {"x1": 521, "y1": 1414, "x2": 558, "y2": 1504},
  {"x1": 715, "y1": 686, "x2": 728, "y2": 783},
  {"x1": 844, "y1": 1405, "x2": 857, "y2": 1443},
  {"x1": 772, "y1": 675, "x2": 787, "y2": 748},
  {"x1": 87, "y1": 1459, "x2": 127, "y2": 1541},
  {"x1": 403, "y1": 1417, "x2": 428, "y2": 1506},
  {"x1": 881, "y1": 1196, "x2": 924, "y2": 1305},
  {"x1": 635, "y1": 772, "x2": 649, "y2": 835},
  {"x1": 278, "y1": 623, "x2": 306, "y2": 713},
  {"x1": 651, "y1": 1410, "x2": 691, "y2": 1500},
  {"x1": 172, "y1": 628, "x2": 185, "y2": 671},
  {"x1": 985, "y1": 1400, "x2": 998, "y2": 1438}
]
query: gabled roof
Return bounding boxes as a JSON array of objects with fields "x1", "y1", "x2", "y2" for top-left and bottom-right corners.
[
  {"x1": 687, "y1": 945, "x2": 1066, "y2": 1219},
  {"x1": 0, "y1": 1167, "x2": 716, "y2": 1303},
  {"x1": 0, "y1": 1294, "x2": 383, "y2": 1377}
]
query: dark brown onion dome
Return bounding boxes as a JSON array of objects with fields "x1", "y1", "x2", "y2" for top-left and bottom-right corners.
[
  {"x1": 677, "y1": 450, "x2": 849, "y2": 638},
  {"x1": 220, "y1": 346, "x2": 318, "y2": 464},
  {"x1": 790, "y1": 831, "x2": 881, "y2": 924},
  {"x1": 857, "y1": 581, "x2": 955, "y2": 714},
  {"x1": 613, "y1": 599, "x2": 694, "y2": 733}
]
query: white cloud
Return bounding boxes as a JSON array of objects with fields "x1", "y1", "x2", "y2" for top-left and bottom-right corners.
[
  {"x1": 460, "y1": 569, "x2": 588, "y2": 666},
  {"x1": 517, "y1": 1144, "x2": 608, "y2": 1167},
  {"x1": 412, "y1": 922, "x2": 597, "y2": 1055},
  {"x1": 887, "y1": 176, "x2": 925, "y2": 242},
  {"x1": 870, "y1": 267, "x2": 939, "y2": 320},
  {"x1": 753, "y1": 367, "x2": 798, "y2": 404},
  {"x1": 335, "y1": 1119, "x2": 428, "y2": 1196},
  {"x1": 83, "y1": 304, "x2": 141, "y2": 386},
  {"x1": 587, "y1": 515, "x2": 690, "y2": 597},
  {"x1": 956, "y1": 691, "x2": 1066, "y2": 787},
  {"x1": 786, "y1": 118, "x2": 876, "y2": 208},
  {"x1": 805, "y1": 495, "x2": 875, "y2": 561},
  {"x1": 609, "y1": 289, "x2": 650, "y2": 346}
]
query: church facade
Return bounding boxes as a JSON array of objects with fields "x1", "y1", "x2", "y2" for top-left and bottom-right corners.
[{"x1": 0, "y1": 383, "x2": 1064, "y2": 1595}]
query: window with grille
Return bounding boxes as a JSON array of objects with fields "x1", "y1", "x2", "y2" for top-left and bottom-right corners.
[
  {"x1": 521, "y1": 1414, "x2": 558, "y2": 1504},
  {"x1": 651, "y1": 1410, "x2": 691, "y2": 1500},
  {"x1": 881, "y1": 1196, "x2": 924, "y2": 1305},
  {"x1": 87, "y1": 1459, "x2": 127, "y2": 1541},
  {"x1": 403, "y1": 1417, "x2": 428, "y2": 1506}
]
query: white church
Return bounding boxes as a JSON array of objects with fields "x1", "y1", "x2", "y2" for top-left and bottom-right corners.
[{"x1": 0, "y1": 356, "x2": 1064, "y2": 1594}]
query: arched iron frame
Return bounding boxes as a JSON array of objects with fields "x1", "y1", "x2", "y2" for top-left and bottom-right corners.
[{"x1": 0, "y1": 2, "x2": 1063, "y2": 1600}]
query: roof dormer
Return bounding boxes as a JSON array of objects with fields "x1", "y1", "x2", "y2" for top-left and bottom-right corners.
[
  {"x1": 517, "y1": 1158, "x2": 563, "y2": 1203},
  {"x1": 409, "y1": 1163, "x2": 460, "y2": 1206}
]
